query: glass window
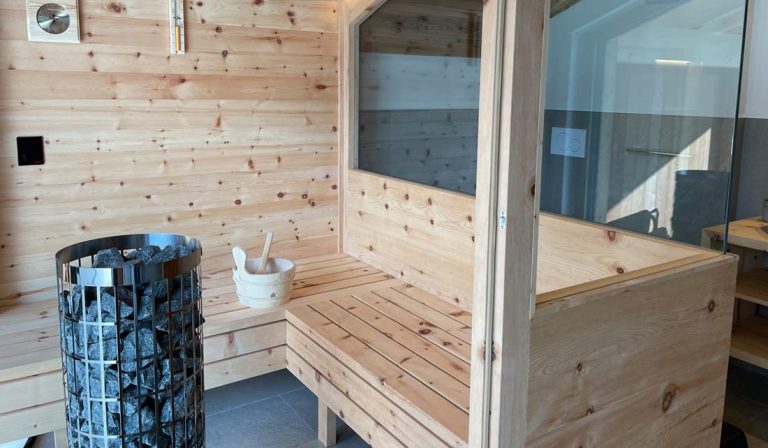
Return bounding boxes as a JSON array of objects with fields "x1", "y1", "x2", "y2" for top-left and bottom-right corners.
[
  {"x1": 541, "y1": 0, "x2": 747, "y2": 245},
  {"x1": 356, "y1": 0, "x2": 482, "y2": 195}
]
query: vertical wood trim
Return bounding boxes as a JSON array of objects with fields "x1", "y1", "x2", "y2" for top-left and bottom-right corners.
[
  {"x1": 469, "y1": 0, "x2": 550, "y2": 447},
  {"x1": 339, "y1": 0, "x2": 388, "y2": 254}
]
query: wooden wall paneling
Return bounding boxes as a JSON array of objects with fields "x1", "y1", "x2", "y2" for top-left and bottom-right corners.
[
  {"x1": 469, "y1": 0, "x2": 550, "y2": 447},
  {"x1": 345, "y1": 170, "x2": 475, "y2": 309},
  {"x1": 339, "y1": 0, "x2": 389, "y2": 254},
  {"x1": 527, "y1": 256, "x2": 737, "y2": 446},
  {"x1": 0, "y1": 0, "x2": 341, "y2": 308}
]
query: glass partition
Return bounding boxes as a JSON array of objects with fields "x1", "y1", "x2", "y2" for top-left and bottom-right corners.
[
  {"x1": 356, "y1": 0, "x2": 482, "y2": 195},
  {"x1": 540, "y1": 0, "x2": 747, "y2": 245}
]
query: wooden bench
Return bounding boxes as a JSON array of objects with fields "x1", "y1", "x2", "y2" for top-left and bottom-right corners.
[
  {"x1": 286, "y1": 283, "x2": 471, "y2": 448},
  {"x1": 0, "y1": 252, "x2": 403, "y2": 444}
]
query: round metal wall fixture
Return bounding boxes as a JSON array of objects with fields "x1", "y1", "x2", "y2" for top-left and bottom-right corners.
[{"x1": 36, "y1": 3, "x2": 70, "y2": 34}]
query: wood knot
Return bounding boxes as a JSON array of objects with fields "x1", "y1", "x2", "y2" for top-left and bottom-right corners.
[
  {"x1": 616, "y1": 266, "x2": 625, "y2": 274},
  {"x1": 607, "y1": 230, "x2": 617, "y2": 241},
  {"x1": 585, "y1": 405, "x2": 595, "y2": 416},
  {"x1": 418, "y1": 329, "x2": 431, "y2": 335},
  {"x1": 708, "y1": 300, "x2": 716, "y2": 312},
  {"x1": 576, "y1": 362, "x2": 583, "y2": 373},
  {"x1": 109, "y1": 2, "x2": 126, "y2": 13},
  {"x1": 662, "y1": 384, "x2": 678, "y2": 412}
]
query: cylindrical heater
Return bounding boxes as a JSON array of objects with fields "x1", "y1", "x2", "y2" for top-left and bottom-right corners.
[{"x1": 56, "y1": 234, "x2": 205, "y2": 448}]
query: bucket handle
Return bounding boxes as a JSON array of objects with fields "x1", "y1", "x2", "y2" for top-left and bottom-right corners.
[{"x1": 232, "y1": 246, "x2": 248, "y2": 274}]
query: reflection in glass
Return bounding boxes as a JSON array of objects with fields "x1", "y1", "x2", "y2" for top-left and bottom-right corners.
[
  {"x1": 356, "y1": 0, "x2": 482, "y2": 195},
  {"x1": 541, "y1": 0, "x2": 747, "y2": 245}
]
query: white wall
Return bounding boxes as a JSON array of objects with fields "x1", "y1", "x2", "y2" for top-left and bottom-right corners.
[
  {"x1": 744, "y1": 0, "x2": 768, "y2": 119},
  {"x1": 546, "y1": 0, "x2": 746, "y2": 117}
]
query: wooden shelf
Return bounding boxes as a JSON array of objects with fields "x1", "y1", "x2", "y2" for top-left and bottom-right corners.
[
  {"x1": 731, "y1": 317, "x2": 768, "y2": 370},
  {"x1": 736, "y1": 270, "x2": 768, "y2": 307}
]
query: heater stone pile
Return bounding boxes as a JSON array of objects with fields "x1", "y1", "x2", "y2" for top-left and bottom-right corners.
[{"x1": 60, "y1": 245, "x2": 204, "y2": 448}]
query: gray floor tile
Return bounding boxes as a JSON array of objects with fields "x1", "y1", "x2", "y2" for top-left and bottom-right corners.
[
  {"x1": 295, "y1": 435, "x2": 370, "y2": 448},
  {"x1": 205, "y1": 369, "x2": 304, "y2": 416},
  {"x1": 281, "y1": 388, "x2": 368, "y2": 447},
  {"x1": 206, "y1": 396, "x2": 315, "y2": 448},
  {"x1": 281, "y1": 388, "x2": 320, "y2": 432}
]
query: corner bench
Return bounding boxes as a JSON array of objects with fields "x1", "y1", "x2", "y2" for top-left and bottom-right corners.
[
  {"x1": 0, "y1": 252, "x2": 402, "y2": 444},
  {"x1": 286, "y1": 284, "x2": 471, "y2": 448}
]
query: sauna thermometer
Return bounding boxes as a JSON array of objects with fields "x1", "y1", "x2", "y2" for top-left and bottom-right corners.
[{"x1": 168, "y1": 0, "x2": 185, "y2": 54}]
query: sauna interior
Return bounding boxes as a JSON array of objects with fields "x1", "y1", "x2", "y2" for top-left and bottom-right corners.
[{"x1": 0, "y1": 0, "x2": 766, "y2": 447}]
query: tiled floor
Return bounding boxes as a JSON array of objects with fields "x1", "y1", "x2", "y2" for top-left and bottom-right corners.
[
  {"x1": 31, "y1": 370, "x2": 368, "y2": 448},
  {"x1": 724, "y1": 361, "x2": 768, "y2": 447},
  {"x1": 28, "y1": 362, "x2": 767, "y2": 447}
]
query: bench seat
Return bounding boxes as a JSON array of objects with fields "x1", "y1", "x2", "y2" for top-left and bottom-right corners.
[
  {"x1": 0, "y1": 252, "x2": 403, "y2": 443},
  {"x1": 286, "y1": 284, "x2": 472, "y2": 448}
]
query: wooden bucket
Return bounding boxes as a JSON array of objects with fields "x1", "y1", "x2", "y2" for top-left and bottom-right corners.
[{"x1": 232, "y1": 245, "x2": 296, "y2": 308}]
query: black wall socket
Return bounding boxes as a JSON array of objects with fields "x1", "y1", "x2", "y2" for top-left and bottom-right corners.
[{"x1": 17, "y1": 136, "x2": 45, "y2": 166}]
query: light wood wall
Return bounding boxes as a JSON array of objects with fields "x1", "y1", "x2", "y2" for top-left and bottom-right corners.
[
  {"x1": 345, "y1": 170, "x2": 476, "y2": 308},
  {"x1": 344, "y1": 169, "x2": 708, "y2": 309},
  {"x1": 0, "y1": 0, "x2": 340, "y2": 306}
]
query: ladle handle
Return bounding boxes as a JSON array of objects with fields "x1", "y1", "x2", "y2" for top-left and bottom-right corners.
[
  {"x1": 232, "y1": 246, "x2": 247, "y2": 274},
  {"x1": 257, "y1": 232, "x2": 274, "y2": 274}
]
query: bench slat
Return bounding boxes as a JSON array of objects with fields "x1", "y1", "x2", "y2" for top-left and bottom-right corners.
[
  {"x1": 354, "y1": 291, "x2": 471, "y2": 361},
  {"x1": 372, "y1": 288, "x2": 472, "y2": 343},
  {"x1": 393, "y1": 284, "x2": 473, "y2": 327},
  {"x1": 287, "y1": 305, "x2": 469, "y2": 446},
  {"x1": 287, "y1": 347, "x2": 408, "y2": 448},
  {"x1": 310, "y1": 300, "x2": 470, "y2": 411},
  {"x1": 288, "y1": 337, "x2": 458, "y2": 448},
  {"x1": 333, "y1": 295, "x2": 471, "y2": 386}
]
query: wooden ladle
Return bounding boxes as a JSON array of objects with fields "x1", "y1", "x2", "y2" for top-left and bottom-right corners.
[{"x1": 257, "y1": 232, "x2": 274, "y2": 274}]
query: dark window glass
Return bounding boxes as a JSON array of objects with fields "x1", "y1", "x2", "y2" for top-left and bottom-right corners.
[{"x1": 356, "y1": 0, "x2": 482, "y2": 195}]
